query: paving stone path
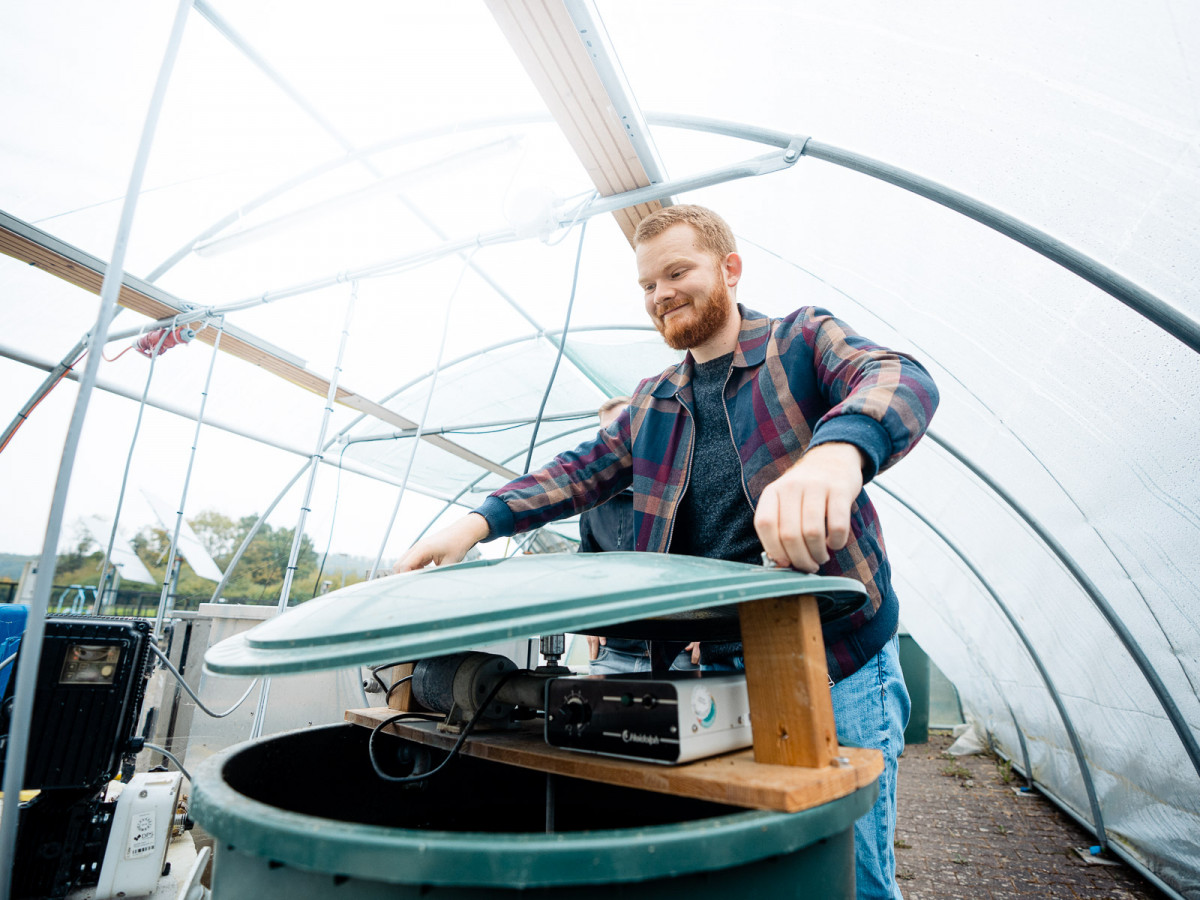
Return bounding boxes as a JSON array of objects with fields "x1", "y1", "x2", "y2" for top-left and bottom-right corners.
[{"x1": 895, "y1": 731, "x2": 1166, "y2": 899}]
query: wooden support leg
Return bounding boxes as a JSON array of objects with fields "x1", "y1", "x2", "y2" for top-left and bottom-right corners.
[
  {"x1": 739, "y1": 593, "x2": 837, "y2": 768},
  {"x1": 385, "y1": 662, "x2": 418, "y2": 711}
]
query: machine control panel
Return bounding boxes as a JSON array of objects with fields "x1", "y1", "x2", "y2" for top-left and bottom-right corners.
[{"x1": 545, "y1": 673, "x2": 751, "y2": 764}]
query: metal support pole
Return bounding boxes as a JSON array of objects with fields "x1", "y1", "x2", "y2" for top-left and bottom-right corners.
[
  {"x1": 927, "y1": 431, "x2": 1200, "y2": 784},
  {"x1": 646, "y1": 111, "x2": 1200, "y2": 356},
  {"x1": 879, "y1": 484, "x2": 1108, "y2": 846},
  {"x1": 368, "y1": 250, "x2": 473, "y2": 579},
  {"x1": 95, "y1": 325, "x2": 175, "y2": 613},
  {"x1": 0, "y1": 2, "x2": 195, "y2": 895},
  {"x1": 249, "y1": 284, "x2": 356, "y2": 739},
  {"x1": 1, "y1": 340, "x2": 454, "y2": 506},
  {"x1": 190, "y1": 4, "x2": 627, "y2": 400},
  {"x1": 410, "y1": 423, "x2": 594, "y2": 545},
  {"x1": 207, "y1": 462, "x2": 310, "y2": 606},
  {"x1": 1007, "y1": 706, "x2": 1036, "y2": 792},
  {"x1": 0, "y1": 336, "x2": 91, "y2": 454},
  {"x1": 340, "y1": 410, "x2": 595, "y2": 444},
  {"x1": 153, "y1": 322, "x2": 224, "y2": 638}
]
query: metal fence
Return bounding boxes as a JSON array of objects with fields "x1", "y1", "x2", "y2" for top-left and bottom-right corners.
[{"x1": 0, "y1": 583, "x2": 277, "y2": 614}]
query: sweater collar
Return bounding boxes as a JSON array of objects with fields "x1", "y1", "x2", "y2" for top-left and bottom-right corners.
[{"x1": 650, "y1": 305, "x2": 770, "y2": 398}]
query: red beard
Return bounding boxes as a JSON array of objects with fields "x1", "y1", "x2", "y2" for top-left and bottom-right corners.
[{"x1": 654, "y1": 278, "x2": 732, "y2": 351}]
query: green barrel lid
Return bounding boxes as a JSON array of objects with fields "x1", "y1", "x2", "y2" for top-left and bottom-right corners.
[{"x1": 203, "y1": 552, "x2": 866, "y2": 676}]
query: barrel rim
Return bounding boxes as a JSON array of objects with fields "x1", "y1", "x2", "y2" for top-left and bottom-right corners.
[{"x1": 190, "y1": 723, "x2": 878, "y2": 888}]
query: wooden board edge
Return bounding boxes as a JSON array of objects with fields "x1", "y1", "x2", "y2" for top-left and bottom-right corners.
[{"x1": 344, "y1": 707, "x2": 881, "y2": 814}]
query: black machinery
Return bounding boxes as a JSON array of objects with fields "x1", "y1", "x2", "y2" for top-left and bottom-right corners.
[
  {"x1": 404, "y1": 633, "x2": 755, "y2": 766},
  {"x1": 0, "y1": 617, "x2": 157, "y2": 899}
]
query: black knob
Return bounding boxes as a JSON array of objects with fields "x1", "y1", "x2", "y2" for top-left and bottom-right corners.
[{"x1": 557, "y1": 695, "x2": 591, "y2": 729}]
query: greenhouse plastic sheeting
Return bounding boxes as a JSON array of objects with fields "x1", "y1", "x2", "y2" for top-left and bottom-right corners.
[{"x1": 1, "y1": 2, "x2": 1198, "y2": 897}]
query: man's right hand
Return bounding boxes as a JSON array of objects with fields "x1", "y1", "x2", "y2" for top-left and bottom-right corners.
[
  {"x1": 585, "y1": 635, "x2": 607, "y2": 660},
  {"x1": 393, "y1": 513, "x2": 491, "y2": 573}
]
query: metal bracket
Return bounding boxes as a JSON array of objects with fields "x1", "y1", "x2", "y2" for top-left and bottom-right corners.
[{"x1": 559, "y1": 134, "x2": 811, "y2": 227}]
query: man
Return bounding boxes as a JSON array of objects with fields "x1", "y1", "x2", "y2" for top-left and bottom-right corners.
[{"x1": 397, "y1": 205, "x2": 938, "y2": 899}]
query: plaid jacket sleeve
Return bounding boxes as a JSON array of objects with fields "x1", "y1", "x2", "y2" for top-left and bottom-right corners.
[
  {"x1": 474, "y1": 404, "x2": 637, "y2": 540},
  {"x1": 790, "y1": 306, "x2": 939, "y2": 480}
]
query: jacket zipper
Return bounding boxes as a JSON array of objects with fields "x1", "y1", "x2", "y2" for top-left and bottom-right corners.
[
  {"x1": 721, "y1": 357, "x2": 758, "y2": 516},
  {"x1": 663, "y1": 399, "x2": 695, "y2": 553}
]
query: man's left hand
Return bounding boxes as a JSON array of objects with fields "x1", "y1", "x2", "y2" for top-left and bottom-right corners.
[{"x1": 754, "y1": 442, "x2": 866, "y2": 573}]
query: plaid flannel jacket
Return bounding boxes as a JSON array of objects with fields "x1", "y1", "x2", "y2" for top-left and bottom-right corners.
[{"x1": 476, "y1": 305, "x2": 939, "y2": 680}]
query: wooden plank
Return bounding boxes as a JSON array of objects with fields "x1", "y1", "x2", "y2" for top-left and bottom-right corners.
[
  {"x1": 384, "y1": 663, "x2": 418, "y2": 711},
  {"x1": 739, "y1": 594, "x2": 838, "y2": 768},
  {"x1": 345, "y1": 708, "x2": 881, "y2": 813},
  {"x1": 485, "y1": 0, "x2": 662, "y2": 244}
]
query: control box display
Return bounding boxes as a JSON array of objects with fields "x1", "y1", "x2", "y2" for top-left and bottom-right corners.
[
  {"x1": 545, "y1": 672, "x2": 751, "y2": 764},
  {"x1": 1, "y1": 617, "x2": 153, "y2": 790}
]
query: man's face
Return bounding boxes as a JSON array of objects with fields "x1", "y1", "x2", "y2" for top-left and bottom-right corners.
[{"x1": 637, "y1": 224, "x2": 733, "y2": 352}]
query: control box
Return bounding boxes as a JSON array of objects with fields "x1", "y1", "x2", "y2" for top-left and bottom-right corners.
[
  {"x1": 0, "y1": 617, "x2": 154, "y2": 790},
  {"x1": 545, "y1": 672, "x2": 751, "y2": 764},
  {"x1": 1, "y1": 617, "x2": 156, "y2": 899}
]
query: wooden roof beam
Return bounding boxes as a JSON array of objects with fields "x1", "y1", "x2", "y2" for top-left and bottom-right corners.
[
  {"x1": 0, "y1": 210, "x2": 517, "y2": 479},
  {"x1": 486, "y1": 0, "x2": 670, "y2": 244}
]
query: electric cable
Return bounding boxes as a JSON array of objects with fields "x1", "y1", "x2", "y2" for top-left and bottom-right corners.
[
  {"x1": 149, "y1": 643, "x2": 259, "y2": 719},
  {"x1": 95, "y1": 323, "x2": 177, "y2": 611},
  {"x1": 542, "y1": 189, "x2": 596, "y2": 247},
  {"x1": 522, "y1": 218, "x2": 587, "y2": 475},
  {"x1": 0, "y1": 347, "x2": 88, "y2": 456},
  {"x1": 310, "y1": 441, "x2": 351, "y2": 599},
  {"x1": 153, "y1": 319, "x2": 225, "y2": 638},
  {"x1": 101, "y1": 344, "x2": 136, "y2": 363},
  {"x1": 367, "y1": 669, "x2": 520, "y2": 783},
  {"x1": 142, "y1": 742, "x2": 192, "y2": 782},
  {"x1": 356, "y1": 416, "x2": 593, "y2": 443},
  {"x1": 368, "y1": 661, "x2": 404, "y2": 694},
  {"x1": 385, "y1": 672, "x2": 415, "y2": 703},
  {"x1": 362, "y1": 666, "x2": 416, "y2": 702},
  {"x1": 452, "y1": 418, "x2": 590, "y2": 435},
  {"x1": 362, "y1": 663, "x2": 416, "y2": 700}
]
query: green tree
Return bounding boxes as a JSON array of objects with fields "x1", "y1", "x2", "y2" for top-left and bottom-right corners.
[
  {"x1": 234, "y1": 516, "x2": 317, "y2": 588},
  {"x1": 190, "y1": 509, "x2": 241, "y2": 562},
  {"x1": 51, "y1": 512, "x2": 324, "y2": 605},
  {"x1": 55, "y1": 522, "x2": 97, "y2": 579},
  {"x1": 132, "y1": 525, "x2": 170, "y2": 564},
  {"x1": 55, "y1": 520, "x2": 102, "y2": 585}
]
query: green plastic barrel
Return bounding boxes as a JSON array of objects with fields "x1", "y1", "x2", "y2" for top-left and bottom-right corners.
[
  {"x1": 192, "y1": 723, "x2": 878, "y2": 898},
  {"x1": 898, "y1": 633, "x2": 930, "y2": 745}
]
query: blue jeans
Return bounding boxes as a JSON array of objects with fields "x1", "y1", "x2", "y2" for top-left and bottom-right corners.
[
  {"x1": 832, "y1": 635, "x2": 909, "y2": 900},
  {"x1": 703, "y1": 636, "x2": 909, "y2": 899},
  {"x1": 589, "y1": 641, "x2": 697, "y2": 675}
]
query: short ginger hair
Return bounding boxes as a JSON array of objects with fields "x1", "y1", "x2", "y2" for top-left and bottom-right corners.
[{"x1": 633, "y1": 205, "x2": 737, "y2": 261}]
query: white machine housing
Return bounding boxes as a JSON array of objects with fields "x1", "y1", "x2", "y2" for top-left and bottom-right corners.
[{"x1": 94, "y1": 771, "x2": 183, "y2": 899}]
